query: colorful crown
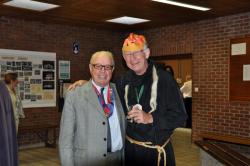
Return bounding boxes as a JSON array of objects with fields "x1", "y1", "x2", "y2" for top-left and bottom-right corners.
[{"x1": 122, "y1": 33, "x2": 147, "y2": 52}]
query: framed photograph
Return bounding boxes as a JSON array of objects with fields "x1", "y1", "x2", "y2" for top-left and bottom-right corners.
[
  {"x1": 43, "y1": 81, "x2": 55, "y2": 90},
  {"x1": 43, "y1": 71, "x2": 54, "y2": 80},
  {"x1": 43, "y1": 60, "x2": 55, "y2": 70}
]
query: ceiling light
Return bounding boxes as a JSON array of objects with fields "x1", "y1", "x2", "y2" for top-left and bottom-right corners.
[
  {"x1": 3, "y1": 0, "x2": 59, "y2": 12},
  {"x1": 106, "y1": 16, "x2": 150, "y2": 25},
  {"x1": 152, "y1": 0, "x2": 211, "y2": 11}
]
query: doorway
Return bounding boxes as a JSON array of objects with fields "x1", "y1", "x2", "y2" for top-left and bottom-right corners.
[{"x1": 150, "y1": 54, "x2": 192, "y2": 87}]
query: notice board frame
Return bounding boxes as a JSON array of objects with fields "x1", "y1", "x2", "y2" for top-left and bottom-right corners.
[{"x1": 230, "y1": 37, "x2": 250, "y2": 101}]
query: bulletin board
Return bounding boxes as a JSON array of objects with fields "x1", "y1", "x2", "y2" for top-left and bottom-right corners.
[
  {"x1": 230, "y1": 37, "x2": 250, "y2": 101},
  {"x1": 0, "y1": 49, "x2": 56, "y2": 108}
]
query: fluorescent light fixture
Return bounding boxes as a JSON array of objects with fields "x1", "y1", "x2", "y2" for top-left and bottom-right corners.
[
  {"x1": 3, "y1": 0, "x2": 59, "y2": 12},
  {"x1": 152, "y1": 0, "x2": 211, "y2": 11},
  {"x1": 106, "y1": 16, "x2": 150, "y2": 25}
]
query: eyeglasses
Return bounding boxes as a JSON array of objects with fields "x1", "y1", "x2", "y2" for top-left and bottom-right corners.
[
  {"x1": 91, "y1": 64, "x2": 114, "y2": 70},
  {"x1": 123, "y1": 49, "x2": 146, "y2": 57}
]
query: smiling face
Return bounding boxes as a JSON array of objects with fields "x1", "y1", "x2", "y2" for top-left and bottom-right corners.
[
  {"x1": 122, "y1": 33, "x2": 150, "y2": 75},
  {"x1": 89, "y1": 51, "x2": 114, "y2": 87},
  {"x1": 123, "y1": 48, "x2": 150, "y2": 75}
]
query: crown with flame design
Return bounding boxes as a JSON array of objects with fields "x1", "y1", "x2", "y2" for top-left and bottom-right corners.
[{"x1": 122, "y1": 33, "x2": 147, "y2": 52}]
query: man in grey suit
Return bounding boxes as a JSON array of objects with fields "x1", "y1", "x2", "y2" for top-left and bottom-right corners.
[{"x1": 59, "y1": 51, "x2": 125, "y2": 166}]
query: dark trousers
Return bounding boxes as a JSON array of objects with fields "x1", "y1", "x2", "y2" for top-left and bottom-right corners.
[
  {"x1": 125, "y1": 139, "x2": 176, "y2": 166},
  {"x1": 184, "y1": 97, "x2": 192, "y2": 128}
]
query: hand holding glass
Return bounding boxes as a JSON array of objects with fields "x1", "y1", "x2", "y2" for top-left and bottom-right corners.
[{"x1": 127, "y1": 104, "x2": 142, "y2": 123}]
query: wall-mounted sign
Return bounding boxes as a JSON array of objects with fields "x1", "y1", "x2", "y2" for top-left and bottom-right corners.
[
  {"x1": 73, "y1": 42, "x2": 80, "y2": 54},
  {"x1": 231, "y1": 43, "x2": 246, "y2": 56},
  {"x1": 243, "y1": 64, "x2": 250, "y2": 81},
  {"x1": 59, "y1": 60, "x2": 70, "y2": 80}
]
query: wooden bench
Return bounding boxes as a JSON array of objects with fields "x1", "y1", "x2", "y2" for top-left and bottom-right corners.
[
  {"x1": 195, "y1": 140, "x2": 250, "y2": 166},
  {"x1": 19, "y1": 123, "x2": 58, "y2": 148}
]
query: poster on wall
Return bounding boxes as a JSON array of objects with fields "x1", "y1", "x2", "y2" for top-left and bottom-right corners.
[
  {"x1": 0, "y1": 49, "x2": 56, "y2": 108},
  {"x1": 243, "y1": 64, "x2": 250, "y2": 81},
  {"x1": 59, "y1": 60, "x2": 70, "y2": 80}
]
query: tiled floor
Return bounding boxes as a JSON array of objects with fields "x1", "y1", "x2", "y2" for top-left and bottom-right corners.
[
  {"x1": 19, "y1": 128, "x2": 200, "y2": 166},
  {"x1": 172, "y1": 128, "x2": 200, "y2": 166},
  {"x1": 19, "y1": 147, "x2": 60, "y2": 166}
]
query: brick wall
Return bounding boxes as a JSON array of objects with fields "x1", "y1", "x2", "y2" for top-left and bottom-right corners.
[
  {"x1": 141, "y1": 12, "x2": 250, "y2": 141},
  {"x1": 1, "y1": 11, "x2": 250, "y2": 146},
  {"x1": 0, "y1": 17, "x2": 126, "y2": 145}
]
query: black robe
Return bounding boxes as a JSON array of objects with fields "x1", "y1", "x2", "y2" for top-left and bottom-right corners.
[
  {"x1": 115, "y1": 61, "x2": 187, "y2": 166},
  {"x1": 0, "y1": 81, "x2": 19, "y2": 166}
]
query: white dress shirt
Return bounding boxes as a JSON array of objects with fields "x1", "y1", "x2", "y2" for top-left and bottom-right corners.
[
  {"x1": 180, "y1": 80, "x2": 192, "y2": 98},
  {"x1": 92, "y1": 80, "x2": 123, "y2": 152}
]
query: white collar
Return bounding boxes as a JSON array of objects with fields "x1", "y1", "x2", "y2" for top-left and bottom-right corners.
[{"x1": 91, "y1": 79, "x2": 108, "y2": 93}]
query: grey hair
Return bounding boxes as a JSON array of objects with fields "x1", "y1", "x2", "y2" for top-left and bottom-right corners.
[{"x1": 90, "y1": 51, "x2": 115, "y2": 66}]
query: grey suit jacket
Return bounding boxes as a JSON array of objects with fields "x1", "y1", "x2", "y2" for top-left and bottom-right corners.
[{"x1": 59, "y1": 81, "x2": 125, "y2": 166}]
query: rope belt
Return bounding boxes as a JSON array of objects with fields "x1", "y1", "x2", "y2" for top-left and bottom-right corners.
[{"x1": 126, "y1": 135, "x2": 170, "y2": 166}]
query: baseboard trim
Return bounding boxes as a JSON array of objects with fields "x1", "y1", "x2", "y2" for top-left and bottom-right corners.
[{"x1": 19, "y1": 143, "x2": 45, "y2": 150}]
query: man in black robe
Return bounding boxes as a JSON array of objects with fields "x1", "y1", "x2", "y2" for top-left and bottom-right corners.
[
  {"x1": 115, "y1": 33, "x2": 187, "y2": 166},
  {"x1": 0, "y1": 80, "x2": 19, "y2": 166}
]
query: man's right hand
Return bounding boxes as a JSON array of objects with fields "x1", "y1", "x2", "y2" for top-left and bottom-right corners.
[{"x1": 67, "y1": 80, "x2": 87, "y2": 90}]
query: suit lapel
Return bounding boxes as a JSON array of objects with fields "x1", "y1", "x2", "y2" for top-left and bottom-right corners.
[
  {"x1": 84, "y1": 81, "x2": 106, "y2": 119},
  {"x1": 82, "y1": 82, "x2": 125, "y2": 134}
]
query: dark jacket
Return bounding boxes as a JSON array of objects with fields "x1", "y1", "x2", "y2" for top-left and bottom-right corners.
[{"x1": 0, "y1": 81, "x2": 19, "y2": 166}]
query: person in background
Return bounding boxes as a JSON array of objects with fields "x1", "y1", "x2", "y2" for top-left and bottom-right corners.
[
  {"x1": 4, "y1": 72, "x2": 25, "y2": 133},
  {"x1": 59, "y1": 51, "x2": 125, "y2": 166},
  {"x1": 164, "y1": 65, "x2": 174, "y2": 77},
  {"x1": 0, "y1": 80, "x2": 19, "y2": 166},
  {"x1": 69, "y1": 33, "x2": 187, "y2": 166},
  {"x1": 180, "y1": 75, "x2": 192, "y2": 128},
  {"x1": 176, "y1": 77, "x2": 183, "y2": 87}
]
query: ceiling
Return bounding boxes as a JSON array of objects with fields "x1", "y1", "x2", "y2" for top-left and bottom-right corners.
[{"x1": 0, "y1": 0, "x2": 250, "y2": 31}]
